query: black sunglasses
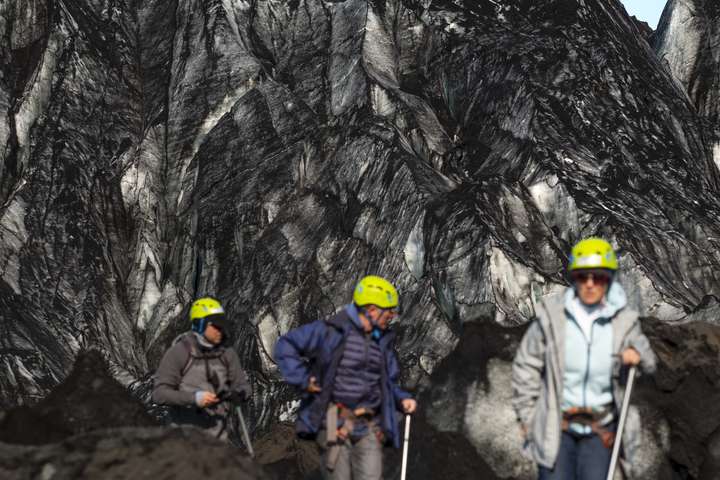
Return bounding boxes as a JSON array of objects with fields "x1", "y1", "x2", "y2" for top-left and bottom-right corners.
[{"x1": 571, "y1": 271, "x2": 611, "y2": 285}]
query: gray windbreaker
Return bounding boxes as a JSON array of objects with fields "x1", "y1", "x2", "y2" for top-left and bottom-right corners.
[{"x1": 511, "y1": 287, "x2": 656, "y2": 475}]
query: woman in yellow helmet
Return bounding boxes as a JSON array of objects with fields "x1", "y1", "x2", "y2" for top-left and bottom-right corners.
[{"x1": 511, "y1": 238, "x2": 657, "y2": 480}]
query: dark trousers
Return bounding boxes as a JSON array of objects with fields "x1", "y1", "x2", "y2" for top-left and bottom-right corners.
[{"x1": 538, "y1": 431, "x2": 611, "y2": 480}]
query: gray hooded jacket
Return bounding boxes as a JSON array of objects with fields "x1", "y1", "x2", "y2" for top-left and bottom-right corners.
[{"x1": 511, "y1": 285, "x2": 657, "y2": 475}]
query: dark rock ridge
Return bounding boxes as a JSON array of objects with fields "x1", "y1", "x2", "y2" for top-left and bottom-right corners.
[
  {"x1": 0, "y1": 349, "x2": 156, "y2": 445},
  {"x1": 0, "y1": 427, "x2": 270, "y2": 480},
  {"x1": 1, "y1": 0, "x2": 720, "y2": 478},
  {"x1": 0, "y1": 349, "x2": 270, "y2": 480}
]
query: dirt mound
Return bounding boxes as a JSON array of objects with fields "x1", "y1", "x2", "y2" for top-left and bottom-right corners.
[
  {"x1": 0, "y1": 426, "x2": 270, "y2": 480},
  {"x1": 0, "y1": 350, "x2": 270, "y2": 479},
  {"x1": 0, "y1": 349, "x2": 156, "y2": 445},
  {"x1": 253, "y1": 422, "x2": 322, "y2": 479}
]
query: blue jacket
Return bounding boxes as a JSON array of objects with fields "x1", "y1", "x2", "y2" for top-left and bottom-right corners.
[{"x1": 274, "y1": 304, "x2": 411, "y2": 448}]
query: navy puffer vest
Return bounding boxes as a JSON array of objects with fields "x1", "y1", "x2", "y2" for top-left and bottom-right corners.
[{"x1": 331, "y1": 325, "x2": 383, "y2": 410}]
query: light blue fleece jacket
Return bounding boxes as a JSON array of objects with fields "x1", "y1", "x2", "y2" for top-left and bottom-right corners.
[{"x1": 562, "y1": 282, "x2": 628, "y2": 417}]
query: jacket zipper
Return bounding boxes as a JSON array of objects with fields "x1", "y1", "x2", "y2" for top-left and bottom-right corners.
[
  {"x1": 363, "y1": 332, "x2": 370, "y2": 396},
  {"x1": 582, "y1": 321, "x2": 595, "y2": 408}
]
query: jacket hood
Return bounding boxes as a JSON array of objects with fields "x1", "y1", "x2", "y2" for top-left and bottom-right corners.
[
  {"x1": 344, "y1": 303, "x2": 364, "y2": 330},
  {"x1": 343, "y1": 303, "x2": 396, "y2": 343},
  {"x1": 563, "y1": 280, "x2": 627, "y2": 320}
]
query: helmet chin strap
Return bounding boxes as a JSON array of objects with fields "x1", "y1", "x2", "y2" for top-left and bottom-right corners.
[
  {"x1": 359, "y1": 306, "x2": 383, "y2": 338},
  {"x1": 192, "y1": 318, "x2": 207, "y2": 334}
]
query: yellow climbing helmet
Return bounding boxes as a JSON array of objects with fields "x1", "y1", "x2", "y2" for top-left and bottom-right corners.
[
  {"x1": 353, "y1": 275, "x2": 399, "y2": 309},
  {"x1": 190, "y1": 297, "x2": 225, "y2": 321},
  {"x1": 568, "y1": 238, "x2": 618, "y2": 271}
]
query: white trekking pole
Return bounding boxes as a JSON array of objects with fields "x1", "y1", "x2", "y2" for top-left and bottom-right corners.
[
  {"x1": 400, "y1": 414, "x2": 411, "y2": 480},
  {"x1": 606, "y1": 365, "x2": 637, "y2": 480},
  {"x1": 236, "y1": 405, "x2": 255, "y2": 458}
]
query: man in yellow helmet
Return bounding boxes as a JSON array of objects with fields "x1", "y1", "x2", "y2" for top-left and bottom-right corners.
[
  {"x1": 511, "y1": 238, "x2": 657, "y2": 480},
  {"x1": 274, "y1": 275, "x2": 417, "y2": 480},
  {"x1": 152, "y1": 297, "x2": 250, "y2": 441}
]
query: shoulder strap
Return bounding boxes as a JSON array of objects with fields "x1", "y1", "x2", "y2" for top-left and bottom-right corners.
[
  {"x1": 218, "y1": 348, "x2": 230, "y2": 371},
  {"x1": 176, "y1": 334, "x2": 196, "y2": 377}
]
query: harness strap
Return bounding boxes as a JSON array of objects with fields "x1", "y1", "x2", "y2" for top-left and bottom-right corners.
[
  {"x1": 178, "y1": 334, "x2": 228, "y2": 380},
  {"x1": 324, "y1": 402, "x2": 384, "y2": 471},
  {"x1": 562, "y1": 405, "x2": 616, "y2": 449},
  {"x1": 325, "y1": 403, "x2": 342, "y2": 471}
]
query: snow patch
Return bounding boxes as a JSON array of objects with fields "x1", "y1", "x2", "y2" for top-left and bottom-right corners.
[
  {"x1": 278, "y1": 399, "x2": 300, "y2": 422},
  {"x1": 403, "y1": 213, "x2": 425, "y2": 280},
  {"x1": 136, "y1": 267, "x2": 162, "y2": 330},
  {"x1": 618, "y1": 253, "x2": 685, "y2": 321},
  {"x1": 527, "y1": 175, "x2": 557, "y2": 214},
  {"x1": 316, "y1": 237, "x2": 340, "y2": 274},
  {"x1": 256, "y1": 309, "x2": 279, "y2": 373},
  {"x1": 264, "y1": 200, "x2": 281, "y2": 224},
  {"x1": 419, "y1": 353, "x2": 439, "y2": 375},
  {"x1": 528, "y1": 175, "x2": 581, "y2": 241},
  {"x1": 353, "y1": 208, "x2": 380, "y2": 244},
  {"x1": 120, "y1": 160, "x2": 146, "y2": 206},
  {"x1": 713, "y1": 142, "x2": 720, "y2": 172},
  {"x1": 133, "y1": 238, "x2": 164, "y2": 330},
  {"x1": 14, "y1": 357, "x2": 42, "y2": 399},
  {"x1": 0, "y1": 198, "x2": 29, "y2": 294},
  {"x1": 408, "y1": 24, "x2": 424, "y2": 39},
  {"x1": 221, "y1": 0, "x2": 247, "y2": 44},
  {"x1": 14, "y1": 32, "x2": 60, "y2": 172},
  {"x1": 177, "y1": 84, "x2": 255, "y2": 207},
  {"x1": 363, "y1": 5, "x2": 399, "y2": 88},
  {"x1": 489, "y1": 246, "x2": 545, "y2": 323},
  {"x1": 370, "y1": 85, "x2": 396, "y2": 118}
]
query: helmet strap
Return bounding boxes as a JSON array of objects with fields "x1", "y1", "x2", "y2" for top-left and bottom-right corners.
[
  {"x1": 357, "y1": 305, "x2": 386, "y2": 340},
  {"x1": 357, "y1": 305, "x2": 381, "y2": 327},
  {"x1": 192, "y1": 318, "x2": 207, "y2": 334}
]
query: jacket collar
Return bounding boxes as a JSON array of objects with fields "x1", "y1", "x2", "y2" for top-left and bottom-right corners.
[
  {"x1": 563, "y1": 281, "x2": 628, "y2": 321},
  {"x1": 326, "y1": 304, "x2": 396, "y2": 344},
  {"x1": 541, "y1": 283, "x2": 636, "y2": 354},
  {"x1": 190, "y1": 331, "x2": 225, "y2": 352}
]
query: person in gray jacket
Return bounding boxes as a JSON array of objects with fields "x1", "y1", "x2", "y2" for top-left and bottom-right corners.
[
  {"x1": 512, "y1": 238, "x2": 657, "y2": 480},
  {"x1": 153, "y1": 297, "x2": 250, "y2": 441}
]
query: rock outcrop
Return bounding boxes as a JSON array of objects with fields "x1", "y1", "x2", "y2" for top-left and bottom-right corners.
[{"x1": 0, "y1": 350, "x2": 270, "y2": 480}]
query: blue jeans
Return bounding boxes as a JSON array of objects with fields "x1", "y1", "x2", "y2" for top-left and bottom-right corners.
[{"x1": 538, "y1": 431, "x2": 611, "y2": 480}]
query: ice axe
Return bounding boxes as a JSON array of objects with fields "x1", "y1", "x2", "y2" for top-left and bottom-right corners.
[
  {"x1": 606, "y1": 365, "x2": 637, "y2": 480},
  {"x1": 400, "y1": 414, "x2": 411, "y2": 480}
]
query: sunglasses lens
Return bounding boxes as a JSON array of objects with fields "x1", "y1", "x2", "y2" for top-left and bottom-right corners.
[{"x1": 572, "y1": 272, "x2": 610, "y2": 284}]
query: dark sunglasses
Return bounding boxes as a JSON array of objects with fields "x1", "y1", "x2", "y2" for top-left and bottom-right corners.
[
  {"x1": 571, "y1": 271, "x2": 611, "y2": 285},
  {"x1": 380, "y1": 307, "x2": 401, "y2": 316}
]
